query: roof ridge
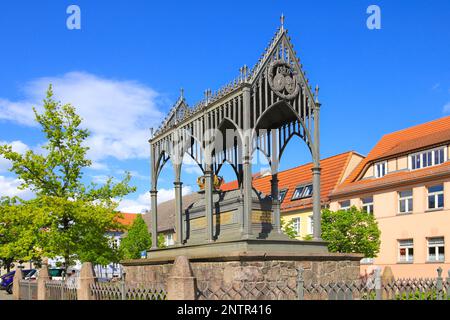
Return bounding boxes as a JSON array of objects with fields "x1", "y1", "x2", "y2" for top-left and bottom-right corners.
[{"x1": 382, "y1": 115, "x2": 450, "y2": 138}]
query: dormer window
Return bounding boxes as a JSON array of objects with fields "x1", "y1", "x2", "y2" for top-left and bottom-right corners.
[
  {"x1": 410, "y1": 147, "x2": 445, "y2": 170},
  {"x1": 278, "y1": 189, "x2": 288, "y2": 203},
  {"x1": 375, "y1": 161, "x2": 387, "y2": 178},
  {"x1": 292, "y1": 184, "x2": 313, "y2": 200}
]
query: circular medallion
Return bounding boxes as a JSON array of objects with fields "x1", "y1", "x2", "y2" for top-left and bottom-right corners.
[
  {"x1": 267, "y1": 60, "x2": 300, "y2": 100},
  {"x1": 273, "y1": 73, "x2": 285, "y2": 91}
]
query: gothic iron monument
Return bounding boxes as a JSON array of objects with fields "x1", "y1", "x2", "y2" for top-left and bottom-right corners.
[{"x1": 148, "y1": 17, "x2": 327, "y2": 258}]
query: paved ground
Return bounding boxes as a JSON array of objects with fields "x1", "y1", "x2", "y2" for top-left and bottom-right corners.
[{"x1": 0, "y1": 290, "x2": 13, "y2": 300}]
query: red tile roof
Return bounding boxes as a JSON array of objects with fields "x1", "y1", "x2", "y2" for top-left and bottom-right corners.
[
  {"x1": 221, "y1": 151, "x2": 359, "y2": 212},
  {"x1": 332, "y1": 116, "x2": 450, "y2": 197},
  {"x1": 117, "y1": 213, "x2": 139, "y2": 226},
  {"x1": 343, "y1": 116, "x2": 450, "y2": 185}
]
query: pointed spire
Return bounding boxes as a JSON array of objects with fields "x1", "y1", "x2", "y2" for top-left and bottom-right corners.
[
  {"x1": 315, "y1": 85, "x2": 320, "y2": 104},
  {"x1": 280, "y1": 13, "x2": 285, "y2": 31},
  {"x1": 180, "y1": 87, "x2": 184, "y2": 99}
]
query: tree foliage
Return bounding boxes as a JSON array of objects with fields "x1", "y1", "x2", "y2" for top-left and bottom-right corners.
[
  {"x1": 281, "y1": 218, "x2": 298, "y2": 239},
  {"x1": 321, "y1": 206, "x2": 381, "y2": 258},
  {"x1": 120, "y1": 215, "x2": 152, "y2": 260},
  {"x1": 0, "y1": 85, "x2": 136, "y2": 268},
  {"x1": 0, "y1": 197, "x2": 42, "y2": 271}
]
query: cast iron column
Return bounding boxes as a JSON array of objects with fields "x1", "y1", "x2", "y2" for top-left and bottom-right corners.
[
  {"x1": 271, "y1": 129, "x2": 281, "y2": 233},
  {"x1": 242, "y1": 86, "x2": 253, "y2": 237},
  {"x1": 174, "y1": 181, "x2": 183, "y2": 245},
  {"x1": 150, "y1": 142, "x2": 158, "y2": 249},
  {"x1": 271, "y1": 175, "x2": 281, "y2": 233},
  {"x1": 150, "y1": 190, "x2": 158, "y2": 249},
  {"x1": 204, "y1": 168, "x2": 214, "y2": 242},
  {"x1": 312, "y1": 99, "x2": 322, "y2": 240}
]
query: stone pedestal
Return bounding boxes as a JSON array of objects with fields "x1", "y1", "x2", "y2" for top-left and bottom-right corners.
[
  {"x1": 37, "y1": 263, "x2": 50, "y2": 300},
  {"x1": 12, "y1": 268, "x2": 23, "y2": 300},
  {"x1": 77, "y1": 262, "x2": 96, "y2": 300}
]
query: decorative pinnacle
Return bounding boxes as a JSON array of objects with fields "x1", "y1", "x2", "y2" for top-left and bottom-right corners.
[
  {"x1": 280, "y1": 13, "x2": 285, "y2": 30},
  {"x1": 315, "y1": 85, "x2": 320, "y2": 103},
  {"x1": 180, "y1": 87, "x2": 184, "y2": 99}
]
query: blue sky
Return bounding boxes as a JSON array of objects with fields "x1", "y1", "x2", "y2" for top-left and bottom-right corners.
[{"x1": 0, "y1": 0, "x2": 449, "y2": 212}]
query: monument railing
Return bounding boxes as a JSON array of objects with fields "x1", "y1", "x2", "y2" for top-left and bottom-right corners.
[
  {"x1": 195, "y1": 267, "x2": 450, "y2": 301},
  {"x1": 45, "y1": 280, "x2": 78, "y2": 300},
  {"x1": 90, "y1": 280, "x2": 167, "y2": 300},
  {"x1": 18, "y1": 279, "x2": 38, "y2": 300}
]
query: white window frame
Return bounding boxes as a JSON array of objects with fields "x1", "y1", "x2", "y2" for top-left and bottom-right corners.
[
  {"x1": 291, "y1": 184, "x2": 313, "y2": 200},
  {"x1": 307, "y1": 216, "x2": 314, "y2": 235},
  {"x1": 292, "y1": 217, "x2": 301, "y2": 235},
  {"x1": 374, "y1": 161, "x2": 387, "y2": 178},
  {"x1": 398, "y1": 239, "x2": 414, "y2": 263},
  {"x1": 165, "y1": 233, "x2": 174, "y2": 246},
  {"x1": 361, "y1": 196, "x2": 374, "y2": 214},
  {"x1": 427, "y1": 237, "x2": 445, "y2": 262},
  {"x1": 428, "y1": 185, "x2": 444, "y2": 210},
  {"x1": 398, "y1": 190, "x2": 413, "y2": 214},
  {"x1": 409, "y1": 146, "x2": 447, "y2": 170}
]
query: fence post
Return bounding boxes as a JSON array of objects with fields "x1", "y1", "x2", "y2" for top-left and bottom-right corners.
[
  {"x1": 77, "y1": 262, "x2": 96, "y2": 300},
  {"x1": 121, "y1": 272, "x2": 126, "y2": 300},
  {"x1": 381, "y1": 266, "x2": 394, "y2": 300},
  {"x1": 297, "y1": 267, "x2": 304, "y2": 300},
  {"x1": 12, "y1": 267, "x2": 23, "y2": 300},
  {"x1": 167, "y1": 256, "x2": 197, "y2": 300},
  {"x1": 374, "y1": 267, "x2": 381, "y2": 300},
  {"x1": 436, "y1": 267, "x2": 443, "y2": 301},
  {"x1": 37, "y1": 262, "x2": 50, "y2": 300}
]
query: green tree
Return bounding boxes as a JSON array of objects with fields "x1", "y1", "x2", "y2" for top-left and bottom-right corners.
[
  {"x1": 281, "y1": 218, "x2": 298, "y2": 239},
  {"x1": 120, "y1": 215, "x2": 152, "y2": 259},
  {"x1": 0, "y1": 197, "x2": 43, "y2": 272},
  {"x1": 321, "y1": 206, "x2": 381, "y2": 258},
  {"x1": 0, "y1": 85, "x2": 136, "y2": 270},
  {"x1": 120, "y1": 215, "x2": 166, "y2": 259}
]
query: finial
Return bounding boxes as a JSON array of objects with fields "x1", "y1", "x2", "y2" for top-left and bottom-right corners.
[
  {"x1": 315, "y1": 85, "x2": 320, "y2": 103},
  {"x1": 280, "y1": 13, "x2": 285, "y2": 30},
  {"x1": 180, "y1": 87, "x2": 184, "y2": 99}
]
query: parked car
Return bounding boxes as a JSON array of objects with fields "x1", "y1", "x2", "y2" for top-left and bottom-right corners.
[
  {"x1": 48, "y1": 268, "x2": 65, "y2": 280},
  {"x1": 0, "y1": 269, "x2": 37, "y2": 294}
]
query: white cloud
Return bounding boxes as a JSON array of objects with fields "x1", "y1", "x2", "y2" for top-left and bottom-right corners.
[
  {"x1": 89, "y1": 161, "x2": 109, "y2": 171},
  {"x1": 118, "y1": 186, "x2": 193, "y2": 213},
  {"x1": 0, "y1": 140, "x2": 29, "y2": 173},
  {"x1": 0, "y1": 71, "x2": 164, "y2": 161},
  {"x1": 444, "y1": 102, "x2": 450, "y2": 114},
  {"x1": 0, "y1": 175, "x2": 34, "y2": 199}
]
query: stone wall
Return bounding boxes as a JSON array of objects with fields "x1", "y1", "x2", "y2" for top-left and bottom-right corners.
[{"x1": 123, "y1": 257, "x2": 360, "y2": 299}]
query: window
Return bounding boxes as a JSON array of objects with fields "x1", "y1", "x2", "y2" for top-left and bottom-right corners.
[
  {"x1": 165, "y1": 233, "x2": 174, "y2": 246},
  {"x1": 398, "y1": 239, "x2": 414, "y2": 263},
  {"x1": 292, "y1": 217, "x2": 301, "y2": 235},
  {"x1": 398, "y1": 190, "x2": 413, "y2": 214},
  {"x1": 427, "y1": 237, "x2": 445, "y2": 262},
  {"x1": 278, "y1": 189, "x2": 288, "y2": 203},
  {"x1": 307, "y1": 216, "x2": 314, "y2": 235},
  {"x1": 428, "y1": 185, "x2": 444, "y2": 210},
  {"x1": 410, "y1": 147, "x2": 445, "y2": 170},
  {"x1": 375, "y1": 161, "x2": 387, "y2": 178},
  {"x1": 361, "y1": 197, "x2": 374, "y2": 214},
  {"x1": 339, "y1": 200, "x2": 351, "y2": 211},
  {"x1": 291, "y1": 184, "x2": 313, "y2": 200}
]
